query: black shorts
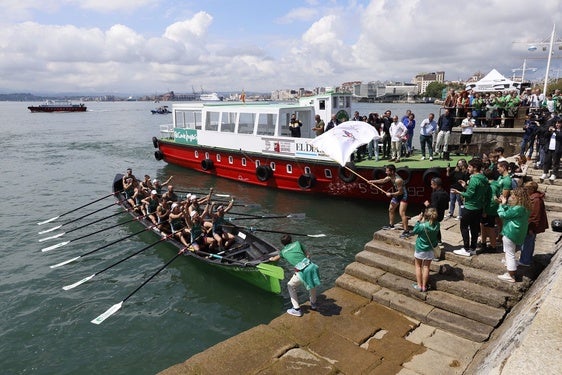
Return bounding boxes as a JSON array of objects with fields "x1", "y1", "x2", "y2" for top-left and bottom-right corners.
[
  {"x1": 481, "y1": 214, "x2": 497, "y2": 228},
  {"x1": 460, "y1": 134, "x2": 472, "y2": 144}
]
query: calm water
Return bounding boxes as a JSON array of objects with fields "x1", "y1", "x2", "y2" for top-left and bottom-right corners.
[{"x1": 0, "y1": 100, "x2": 435, "y2": 374}]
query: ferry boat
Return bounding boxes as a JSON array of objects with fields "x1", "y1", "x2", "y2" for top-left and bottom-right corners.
[
  {"x1": 28, "y1": 100, "x2": 87, "y2": 113},
  {"x1": 152, "y1": 90, "x2": 445, "y2": 204}
]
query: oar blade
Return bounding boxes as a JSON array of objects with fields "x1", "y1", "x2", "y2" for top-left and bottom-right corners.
[
  {"x1": 62, "y1": 274, "x2": 95, "y2": 290},
  {"x1": 257, "y1": 263, "x2": 285, "y2": 280},
  {"x1": 50, "y1": 256, "x2": 80, "y2": 269},
  {"x1": 41, "y1": 241, "x2": 70, "y2": 252},
  {"x1": 38, "y1": 225, "x2": 62, "y2": 235},
  {"x1": 91, "y1": 302, "x2": 123, "y2": 325},
  {"x1": 37, "y1": 216, "x2": 60, "y2": 225},
  {"x1": 39, "y1": 232, "x2": 65, "y2": 242},
  {"x1": 214, "y1": 193, "x2": 231, "y2": 198},
  {"x1": 287, "y1": 213, "x2": 306, "y2": 219},
  {"x1": 307, "y1": 234, "x2": 326, "y2": 238}
]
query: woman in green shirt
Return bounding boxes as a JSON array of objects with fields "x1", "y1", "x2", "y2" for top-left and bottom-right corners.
[{"x1": 497, "y1": 188, "x2": 531, "y2": 283}]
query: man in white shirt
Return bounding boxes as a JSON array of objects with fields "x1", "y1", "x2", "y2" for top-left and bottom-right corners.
[
  {"x1": 419, "y1": 113, "x2": 437, "y2": 160},
  {"x1": 459, "y1": 112, "x2": 475, "y2": 156}
]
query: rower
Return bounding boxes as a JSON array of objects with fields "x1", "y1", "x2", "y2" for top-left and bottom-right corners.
[
  {"x1": 162, "y1": 184, "x2": 179, "y2": 202},
  {"x1": 169, "y1": 202, "x2": 190, "y2": 247},
  {"x1": 185, "y1": 209, "x2": 216, "y2": 253},
  {"x1": 140, "y1": 175, "x2": 154, "y2": 192},
  {"x1": 156, "y1": 200, "x2": 171, "y2": 234},
  {"x1": 211, "y1": 198, "x2": 235, "y2": 250},
  {"x1": 142, "y1": 190, "x2": 160, "y2": 225},
  {"x1": 122, "y1": 177, "x2": 136, "y2": 207},
  {"x1": 152, "y1": 175, "x2": 173, "y2": 195},
  {"x1": 122, "y1": 168, "x2": 137, "y2": 186}
]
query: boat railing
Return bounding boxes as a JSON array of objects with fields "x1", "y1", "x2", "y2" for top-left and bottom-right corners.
[{"x1": 159, "y1": 124, "x2": 174, "y2": 139}]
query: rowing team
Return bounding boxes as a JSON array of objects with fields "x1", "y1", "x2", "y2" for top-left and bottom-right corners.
[{"x1": 120, "y1": 169, "x2": 235, "y2": 254}]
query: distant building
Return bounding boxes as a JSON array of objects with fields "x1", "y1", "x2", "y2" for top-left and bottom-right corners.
[{"x1": 413, "y1": 71, "x2": 445, "y2": 94}]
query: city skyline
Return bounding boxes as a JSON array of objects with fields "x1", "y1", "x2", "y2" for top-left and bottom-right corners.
[{"x1": 1, "y1": 1, "x2": 561, "y2": 94}]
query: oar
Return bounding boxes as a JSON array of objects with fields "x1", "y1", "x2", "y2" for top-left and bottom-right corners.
[
  {"x1": 49, "y1": 226, "x2": 157, "y2": 268},
  {"x1": 41, "y1": 215, "x2": 148, "y2": 250},
  {"x1": 175, "y1": 189, "x2": 231, "y2": 198},
  {"x1": 227, "y1": 213, "x2": 306, "y2": 220},
  {"x1": 224, "y1": 225, "x2": 326, "y2": 238},
  {"x1": 38, "y1": 202, "x2": 119, "y2": 234},
  {"x1": 37, "y1": 191, "x2": 121, "y2": 225},
  {"x1": 188, "y1": 248, "x2": 285, "y2": 280},
  {"x1": 62, "y1": 234, "x2": 172, "y2": 291},
  {"x1": 91, "y1": 251, "x2": 182, "y2": 325}
]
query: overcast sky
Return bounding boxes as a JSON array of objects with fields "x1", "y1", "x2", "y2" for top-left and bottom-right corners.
[{"x1": 1, "y1": 0, "x2": 561, "y2": 95}]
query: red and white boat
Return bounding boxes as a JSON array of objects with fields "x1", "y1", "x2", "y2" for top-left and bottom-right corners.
[{"x1": 152, "y1": 90, "x2": 443, "y2": 204}]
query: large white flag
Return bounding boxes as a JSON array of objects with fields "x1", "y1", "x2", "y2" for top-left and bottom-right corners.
[{"x1": 308, "y1": 121, "x2": 380, "y2": 166}]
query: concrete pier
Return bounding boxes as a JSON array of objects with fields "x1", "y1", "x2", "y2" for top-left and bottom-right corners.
[{"x1": 160, "y1": 167, "x2": 562, "y2": 374}]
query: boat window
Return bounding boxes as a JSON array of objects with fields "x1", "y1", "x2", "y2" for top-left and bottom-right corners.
[
  {"x1": 304, "y1": 166, "x2": 311, "y2": 174},
  {"x1": 205, "y1": 152, "x2": 210, "y2": 159},
  {"x1": 345, "y1": 96, "x2": 351, "y2": 108},
  {"x1": 195, "y1": 150, "x2": 199, "y2": 159},
  {"x1": 270, "y1": 162, "x2": 276, "y2": 171},
  {"x1": 176, "y1": 110, "x2": 202, "y2": 130},
  {"x1": 228, "y1": 156, "x2": 233, "y2": 164},
  {"x1": 238, "y1": 113, "x2": 255, "y2": 134},
  {"x1": 256, "y1": 113, "x2": 276, "y2": 136},
  {"x1": 255, "y1": 160, "x2": 260, "y2": 167},
  {"x1": 332, "y1": 97, "x2": 338, "y2": 109},
  {"x1": 286, "y1": 164, "x2": 293, "y2": 174},
  {"x1": 221, "y1": 112, "x2": 236, "y2": 133},
  {"x1": 205, "y1": 111, "x2": 219, "y2": 131},
  {"x1": 319, "y1": 99, "x2": 325, "y2": 110},
  {"x1": 241, "y1": 157, "x2": 247, "y2": 167},
  {"x1": 324, "y1": 169, "x2": 332, "y2": 178},
  {"x1": 338, "y1": 96, "x2": 346, "y2": 108},
  {"x1": 280, "y1": 113, "x2": 292, "y2": 137},
  {"x1": 216, "y1": 154, "x2": 221, "y2": 162}
]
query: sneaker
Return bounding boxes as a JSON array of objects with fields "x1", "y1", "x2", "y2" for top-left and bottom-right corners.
[
  {"x1": 310, "y1": 302, "x2": 318, "y2": 311},
  {"x1": 550, "y1": 174, "x2": 556, "y2": 181},
  {"x1": 453, "y1": 248, "x2": 474, "y2": 257},
  {"x1": 497, "y1": 272, "x2": 515, "y2": 283},
  {"x1": 400, "y1": 231, "x2": 411, "y2": 238},
  {"x1": 518, "y1": 261, "x2": 531, "y2": 267},
  {"x1": 420, "y1": 156, "x2": 426, "y2": 160},
  {"x1": 411, "y1": 283, "x2": 423, "y2": 292},
  {"x1": 382, "y1": 224, "x2": 395, "y2": 230},
  {"x1": 429, "y1": 157, "x2": 433, "y2": 161},
  {"x1": 540, "y1": 173, "x2": 548, "y2": 180},
  {"x1": 287, "y1": 308, "x2": 303, "y2": 317},
  {"x1": 444, "y1": 213, "x2": 452, "y2": 219},
  {"x1": 455, "y1": 216, "x2": 461, "y2": 220}
]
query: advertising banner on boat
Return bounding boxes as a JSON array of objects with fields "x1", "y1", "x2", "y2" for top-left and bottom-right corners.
[{"x1": 174, "y1": 128, "x2": 198, "y2": 145}]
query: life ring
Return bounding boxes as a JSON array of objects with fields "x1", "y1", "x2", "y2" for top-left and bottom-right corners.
[
  {"x1": 372, "y1": 167, "x2": 386, "y2": 180},
  {"x1": 256, "y1": 165, "x2": 273, "y2": 182},
  {"x1": 152, "y1": 136, "x2": 159, "y2": 148},
  {"x1": 201, "y1": 159, "x2": 214, "y2": 171},
  {"x1": 422, "y1": 168, "x2": 441, "y2": 187},
  {"x1": 396, "y1": 167, "x2": 411, "y2": 185},
  {"x1": 338, "y1": 162, "x2": 357, "y2": 183},
  {"x1": 297, "y1": 173, "x2": 316, "y2": 189},
  {"x1": 154, "y1": 150, "x2": 164, "y2": 161}
]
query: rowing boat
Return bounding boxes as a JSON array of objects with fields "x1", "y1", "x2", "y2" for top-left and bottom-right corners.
[{"x1": 112, "y1": 174, "x2": 283, "y2": 294}]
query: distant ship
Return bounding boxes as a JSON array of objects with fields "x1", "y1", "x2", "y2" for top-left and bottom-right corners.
[
  {"x1": 199, "y1": 92, "x2": 223, "y2": 101},
  {"x1": 28, "y1": 100, "x2": 87, "y2": 113}
]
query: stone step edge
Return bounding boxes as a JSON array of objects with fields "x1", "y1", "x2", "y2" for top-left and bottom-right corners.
[
  {"x1": 343, "y1": 262, "x2": 505, "y2": 327},
  {"x1": 356, "y1": 250, "x2": 516, "y2": 308}
]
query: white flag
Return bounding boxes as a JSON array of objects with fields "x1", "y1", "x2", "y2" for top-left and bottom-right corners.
[{"x1": 308, "y1": 121, "x2": 380, "y2": 166}]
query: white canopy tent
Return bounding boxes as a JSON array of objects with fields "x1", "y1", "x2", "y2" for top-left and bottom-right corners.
[{"x1": 465, "y1": 69, "x2": 522, "y2": 92}]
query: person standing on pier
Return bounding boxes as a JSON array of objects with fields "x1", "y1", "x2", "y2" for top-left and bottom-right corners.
[
  {"x1": 519, "y1": 181, "x2": 548, "y2": 266},
  {"x1": 435, "y1": 109, "x2": 453, "y2": 159},
  {"x1": 411, "y1": 208, "x2": 440, "y2": 292},
  {"x1": 269, "y1": 235, "x2": 321, "y2": 317},
  {"x1": 419, "y1": 113, "x2": 436, "y2": 160}
]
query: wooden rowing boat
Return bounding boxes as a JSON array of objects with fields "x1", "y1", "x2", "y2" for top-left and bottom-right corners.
[{"x1": 112, "y1": 174, "x2": 284, "y2": 294}]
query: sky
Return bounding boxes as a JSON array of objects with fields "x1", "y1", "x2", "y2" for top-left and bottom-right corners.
[{"x1": 1, "y1": 0, "x2": 562, "y2": 95}]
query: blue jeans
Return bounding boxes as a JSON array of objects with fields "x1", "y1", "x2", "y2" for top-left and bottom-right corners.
[
  {"x1": 419, "y1": 135, "x2": 433, "y2": 157},
  {"x1": 449, "y1": 192, "x2": 462, "y2": 216},
  {"x1": 520, "y1": 233, "x2": 536, "y2": 265}
]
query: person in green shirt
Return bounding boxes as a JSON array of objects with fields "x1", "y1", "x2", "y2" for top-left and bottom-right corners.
[
  {"x1": 411, "y1": 208, "x2": 440, "y2": 292},
  {"x1": 481, "y1": 168, "x2": 501, "y2": 253},
  {"x1": 497, "y1": 188, "x2": 531, "y2": 283},
  {"x1": 452, "y1": 158, "x2": 490, "y2": 256},
  {"x1": 269, "y1": 234, "x2": 321, "y2": 317}
]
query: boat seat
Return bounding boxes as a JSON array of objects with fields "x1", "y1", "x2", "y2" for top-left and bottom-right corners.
[{"x1": 159, "y1": 124, "x2": 174, "y2": 139}]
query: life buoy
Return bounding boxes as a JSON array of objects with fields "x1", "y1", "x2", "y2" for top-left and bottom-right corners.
[
  {"x1": 201, "y1": 159, "x2": 214, "y2": 171},
  {"x1": 422, "y1": 168, "x2": 441, "y2": 187},
  {"x1": 152, "y1": 136, "x2": 159, "y2": 148},
  {"x1": 396, "y1": 167, "x2": 411, "y2": 185},
  {"x1": 256, "y1": 165, "x2": 273, "y2": 182},
  {"x1": 372, "y1": 167, "x2": 386, "y2": 180},
  {"x1": 338, "y1": 162, "x2": 357, "y2": 183},
  {"x1": 297, "y1": 173, "x2": 316, "y2": 189},
  {"x1": 154, "y1": 150, "x2": 164, "y2": 161}
]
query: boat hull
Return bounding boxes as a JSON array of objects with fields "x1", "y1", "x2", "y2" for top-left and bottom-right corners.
[
  {"x1": 113, "y1": 174, "x2": 282, "y2": 294},
  {"x1": 155, "y1": 139, "x2": 441, "y2": 204}
]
